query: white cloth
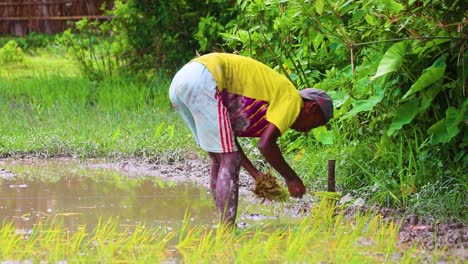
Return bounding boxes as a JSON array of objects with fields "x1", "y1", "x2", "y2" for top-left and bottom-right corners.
[{"x1": 169, "y1": 62, "x2": 237, "y2": 153}]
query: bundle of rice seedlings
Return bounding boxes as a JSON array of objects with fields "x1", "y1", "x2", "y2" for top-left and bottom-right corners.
[{"x1": 253, "y1": 171, "x2": 289, "y2": 201}]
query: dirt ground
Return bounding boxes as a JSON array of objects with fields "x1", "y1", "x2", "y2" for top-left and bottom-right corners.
[{"x1": 1, "y1": 156, "x2": 467, "y2": 260}]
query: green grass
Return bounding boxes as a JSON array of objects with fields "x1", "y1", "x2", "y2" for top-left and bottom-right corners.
[
  {"x1": 0, "y1": 46, "x2": 79, "y2": 79},
  {"x1": 0, "y1": 200, "x2": 447, "y2": 263},
  {"x1": 276, "y1": 123, "x2": 467, "y2": 221},
  {"x1": 0, "y1": 52, "x2": 197, "y2": 160}
]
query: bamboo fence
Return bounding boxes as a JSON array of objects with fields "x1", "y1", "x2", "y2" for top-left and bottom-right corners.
[{"x1": 0, "y1": 0, "x2": 114, "y2": 36}]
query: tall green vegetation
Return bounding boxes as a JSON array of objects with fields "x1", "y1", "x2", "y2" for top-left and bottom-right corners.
[
  {"x1": 5, "y1": 0, "x2": 466, "y2": 220},
  {"x1": 216, "y1": 0, "x2": 465, "y2": 146},
  {"x1": 198, "y1": 0, "x2": 466, "y2": 219},
  {"x1": 0, "y1": 30, "x2": 192, "y2": 159},
  {"x1": 0, "y1": 69, "x2": 192, "y2": 159},
  {"x1": 60, "y1": 0, "x2": 236, "y2": 79}
]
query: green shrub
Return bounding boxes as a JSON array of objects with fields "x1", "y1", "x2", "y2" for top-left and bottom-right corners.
[
  {"x1": 60, "y1": 0, "x2": 237, "y2": 80},
  {"x1": 0, "y1": 33, "x2": 58, "y2": 55},
  {"x1": 0, "y1": 40, "x2": 24, "y2": 63},
  {"x1": 218, "y1": 0, "x2": 466, "y2": 218}
]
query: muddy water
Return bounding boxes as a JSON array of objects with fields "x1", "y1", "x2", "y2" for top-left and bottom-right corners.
[
  {"x1": 0, "y1": 158, "x2": 294, "y2": 232},
  {"x1": 0, "y1": 159, "x2": 218, "y2": 230}
]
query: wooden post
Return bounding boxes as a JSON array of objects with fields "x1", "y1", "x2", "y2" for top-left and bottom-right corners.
[
  {"x1": 327, "y1": 160, "x2": 336, "y2": 192},
  {"x1": 40, "y1": 0, "x2": 52, "y2": 33}
]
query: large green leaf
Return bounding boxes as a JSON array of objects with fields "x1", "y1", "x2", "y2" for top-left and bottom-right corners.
[
  {"x1": 387, "y1": 99, "x2": 420, "y2": 136},
  {"x1": 403, "y1": 56, "x2": 446, "y2": 99},
  {"x1": 371, "y1": 41, "x2": 407, "y2": 80},
  {"x1": 315, "y1": 0, "x2": 324, "y2": 15},
  {"x1": 327, "y1": 90, "x2": 349, "y2": 108},
  {"x1": 312, "y1": 126, "x2": 334, "y2": 145},
  {"x1": 380, "y1": 0, "x2": 404, "y2": 14},
  {"x1": 341, "y1": 85, "x2": 385, "y2": 119},
  {"x1": 419, "y1": 83, "x2": 444, "y2": 112},
  {"x1": 313, "y1": 33, "x2": 324, "y2": 52},
  {"x1": 428, "y1": 106, "x2": 464, "y2": 144}
]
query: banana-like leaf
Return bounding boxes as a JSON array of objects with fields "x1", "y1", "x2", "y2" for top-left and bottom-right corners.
[
  {"x1": 403, "y1": 56, "x2": 446, "y2": 99},
  {"x1": 341, "y1": 86, "x2": 385, "y2": 119},
  {"x1": 428, "y1": 106, "x2": 464, "y2": 144},
  {"x1": 387, "y1": 99, "x2": 420, "y2": 136},
  {"x1": 312, "y1": 126, "x2": 334, "y2": 145},
  {"x1": 371, "y1": 41, "x2": 407, "y2": 80},
  {"x1": 419, "y1": 83, "x2": 444, "y2": 112}
]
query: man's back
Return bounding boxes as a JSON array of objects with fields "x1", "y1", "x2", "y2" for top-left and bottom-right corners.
[{"x1": 192, "y1": 53, "x2": 303, "y2": 135}]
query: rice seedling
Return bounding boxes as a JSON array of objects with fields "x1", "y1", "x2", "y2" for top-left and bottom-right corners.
[
  {"x1": 0, "y1": 192, "x2": 450, "y2": 263},
  {"x1": 253, "y1": 171, "x2": 289, "y2": 201},
  {"x1": 173, "y1": 199, "x2": 429, "y2": 263},
  {"x1": 0, "y1": 217, "x2": 175, "y2": 263}
]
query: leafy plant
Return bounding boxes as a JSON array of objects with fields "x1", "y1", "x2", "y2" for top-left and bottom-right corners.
[
  {"x1": 61, "y1": 0, "x2": 237, "y2": 80},
  {"x1": 0, "y1": 40, "x2": 24, "y2": 63},
  {"x1": 0, "y1": 33, "x2": 56, "y2": 52},
  {"x1": 216, "y1": 0, "x2": 466, "y2": 216},
  {"x1": 58, "y1": 18, "x2": 122, "y2": 80}
]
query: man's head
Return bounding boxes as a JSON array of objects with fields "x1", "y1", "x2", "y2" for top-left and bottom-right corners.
[{"x1": 291, "y1": 88, "x2": 333, "y2": 132}]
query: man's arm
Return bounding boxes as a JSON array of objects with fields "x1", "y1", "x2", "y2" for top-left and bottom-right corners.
[
  {"x1": 257, "y1": 123, "x2": 306, "y2": 197},
  {"x1": 235, "y1": 138, "x2": 263, "y2": 181}
]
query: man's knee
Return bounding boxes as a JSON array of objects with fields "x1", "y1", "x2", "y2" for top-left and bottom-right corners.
[
  {"x1": 208, "y1": 152, "x2": 220, "y2": 164},
  {"x1": 219, "y1": 152, "x2": 240, "y2": 165}
]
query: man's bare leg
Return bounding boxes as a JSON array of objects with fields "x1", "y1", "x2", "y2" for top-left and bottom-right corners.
[
  {"x1": 208, "y1": 152, "x2": 220, "y2": 200},
  {"x1": 208, "y1": 151, "x2": 241, "y2": 225}
]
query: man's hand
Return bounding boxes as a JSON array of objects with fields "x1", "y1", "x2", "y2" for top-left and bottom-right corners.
[
  {"x1": 285, "y1": 177, "x2": 306, "y2": 198},
  {"x1": 258, "y1": 123, "x2": 307, "y2": 198}
]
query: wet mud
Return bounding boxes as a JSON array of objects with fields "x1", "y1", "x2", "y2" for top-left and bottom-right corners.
[{"x1": 0, "y1": 156, "x2": 466, "y2": 260}]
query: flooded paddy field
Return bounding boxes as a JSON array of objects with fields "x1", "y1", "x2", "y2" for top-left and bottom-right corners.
[
  {"x1": 1, "y1": 170, "x2": 216, "y2": 231},
  {"x1": 0, "y1": 157, "x2": 466, "y2": 263},
  {"x1": 0, "y1": 158, "x2": 296, "y2": 231}
]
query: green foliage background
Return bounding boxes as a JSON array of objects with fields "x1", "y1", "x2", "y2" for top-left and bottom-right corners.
[
  {"x1": 59, "y1": 0, "x2": 236, "y2": 79},
  {"x1": 21, "y1": 0, "x2": 467, "y2": 220},
  {"x1": 202, "y1": 0, "x2": 467, "y2": 218}
]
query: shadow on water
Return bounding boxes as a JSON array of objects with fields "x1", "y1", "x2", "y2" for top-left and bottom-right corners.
[{"x1": 0, "y1": 159, "x2": 218, "y2": 231}]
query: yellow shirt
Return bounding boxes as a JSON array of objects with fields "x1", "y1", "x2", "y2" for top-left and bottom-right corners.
[{"x1": 192, "y1": 53, "x2": 302, "y2": 135}]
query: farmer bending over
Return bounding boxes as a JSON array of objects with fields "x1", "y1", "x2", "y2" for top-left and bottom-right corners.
[{"x1": 169, "y1": 53, "x2": 333, "y2": 226}]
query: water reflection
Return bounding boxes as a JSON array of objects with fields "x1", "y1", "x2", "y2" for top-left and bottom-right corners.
[{"x1": 0, "y1": 172, "x2": 217, "y2": 230}]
